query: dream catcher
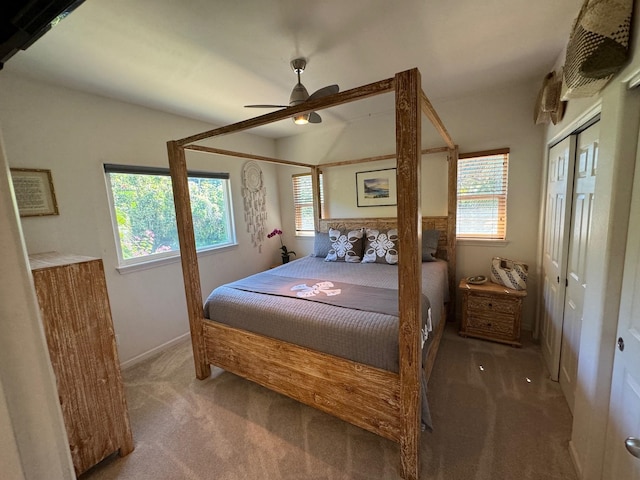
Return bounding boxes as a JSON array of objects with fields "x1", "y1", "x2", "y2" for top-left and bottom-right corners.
[{"x1": 242, "y1": 161, "x2": 267, "y2": 251}]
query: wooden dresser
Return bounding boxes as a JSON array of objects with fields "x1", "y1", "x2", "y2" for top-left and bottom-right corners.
[
  {"x1": 29, "y1": 252, "x2": 133, "y2": 475},
  {"x1": 458, "y1": 278, "x2": 527, "y2": 347}
]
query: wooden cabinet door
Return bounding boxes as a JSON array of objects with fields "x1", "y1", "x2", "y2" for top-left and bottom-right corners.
[{"x1": 31, "y1": 255, "x2": 133, "y2": 475}]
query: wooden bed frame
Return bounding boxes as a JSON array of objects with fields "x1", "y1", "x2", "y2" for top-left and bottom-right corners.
[{"x1": 167, "y1": 68, "x2": 457, "y2": 480}]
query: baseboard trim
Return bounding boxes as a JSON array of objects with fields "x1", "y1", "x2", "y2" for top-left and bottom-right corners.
[
  {"x1": 120, "y1": 332, "x2": 191, "y2": 370},
  {"x1": 568, "y1": 440, "x2": 583, "y2": 479}
]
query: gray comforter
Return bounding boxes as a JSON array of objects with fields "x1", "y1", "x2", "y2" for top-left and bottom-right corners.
[
  {"x1": 204, "y1": 256, "x2": 448, "y2": 373},
  {"x1": 204, "y1": 256, "x2": 449, "y2": 429}
]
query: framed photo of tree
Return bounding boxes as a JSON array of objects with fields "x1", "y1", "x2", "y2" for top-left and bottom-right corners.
[
  {"x1": 356, "y1": 168, "x2": 397, "y2": 207},
  {"x1": 10, "y1": 168, "x2": 59, "y2": 217}
]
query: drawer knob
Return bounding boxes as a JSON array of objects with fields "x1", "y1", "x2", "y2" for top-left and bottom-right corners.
[
  {"x1": 488, "y1": 303, "x2": 493, "y2": 308},
  {"x1": 487, "y1": 323, "x2": 492, "y2": 327}
]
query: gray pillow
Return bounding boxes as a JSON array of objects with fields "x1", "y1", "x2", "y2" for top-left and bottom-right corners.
[
  {"x1": 311, "y1": 231, "x2": 332, "y2": 257},
  {"x1": 422, "y1": 229, "x2": 440, "y2": 262}
]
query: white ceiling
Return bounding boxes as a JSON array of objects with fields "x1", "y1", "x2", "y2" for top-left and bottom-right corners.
[{"x1": 3, "y1": 0, "x2": 583, "y2": 138}]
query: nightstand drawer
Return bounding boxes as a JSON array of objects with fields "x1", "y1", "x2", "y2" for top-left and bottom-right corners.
[
  {"x1": 466, "y1": 313, "x2": 515, "y2": 338},
  {"x1": 467, "y1": 295, "x2": 519, "y2": 316}
]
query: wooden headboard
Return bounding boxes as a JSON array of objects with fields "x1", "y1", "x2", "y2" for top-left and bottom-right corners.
[{"x1": 317, "y1": 216, "x2": 451, "y2": 262}]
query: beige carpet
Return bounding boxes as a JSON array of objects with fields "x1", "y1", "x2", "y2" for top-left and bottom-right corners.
[{"x1": 80, "y1": 324, "x2": 577, "y2": 480}]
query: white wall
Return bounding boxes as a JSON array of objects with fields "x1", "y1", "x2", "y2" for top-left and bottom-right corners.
[
  {"x1": 276, "y1": 81, "x2": 545, "y2": 329},
  {"x1": 0, "y1": 73, "x2": 283, "y2": 365},
  {"x1": 540, "y1": 3, "x2": 640, "y2": 476}
]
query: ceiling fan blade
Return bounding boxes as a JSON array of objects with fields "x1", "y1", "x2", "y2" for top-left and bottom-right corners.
[
  {"x1": 308, "y1": 84, "x2": 339, "y2": 101},
  {"x1": 308, "y1": 112, "x2": 322, "y2": 123},
  {"x1": 244, "y1": 104, "x2": 288, "y2": 108}
]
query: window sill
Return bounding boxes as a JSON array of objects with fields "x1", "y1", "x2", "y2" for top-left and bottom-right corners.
[
  {"x1": 115, "y1": 243, "x2": 238, "y2": 274},
  {"x1": 456, "y1": 238, "x2": 510, "y2": 247}
]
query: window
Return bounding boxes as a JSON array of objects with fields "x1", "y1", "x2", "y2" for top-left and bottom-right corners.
[
  {"x1": 456, "y1": 149, "x2": 509, "y2": 240},
  {"x1": 292, "y1": 173, "x2": 324, "y2": 234},
  {"x1": 105, "y1": 164, "x2": 235, "y2": 267}
]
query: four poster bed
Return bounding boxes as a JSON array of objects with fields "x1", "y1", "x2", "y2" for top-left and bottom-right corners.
[{"x1": 167, "y1": 68, "x2": 458, "y2": 480}]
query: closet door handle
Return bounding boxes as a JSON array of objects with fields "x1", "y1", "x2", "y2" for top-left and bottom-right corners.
[{"x1": 626, "y1": 437, "x2": 640, "y2": 459}]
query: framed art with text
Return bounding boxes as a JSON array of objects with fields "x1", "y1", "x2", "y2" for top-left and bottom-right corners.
[
  {"x1": 356, "y1": 168, "x2": 397, "y2": 207},
  {"x1": 10, "y1": 168, "x2": 59, "y2": 217}
]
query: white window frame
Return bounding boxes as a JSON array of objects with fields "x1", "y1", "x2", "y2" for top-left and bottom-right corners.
[
  {"x1": 456, "y1": 149, "x2": 509, "y2": 241},
  {"x1": 104, "y1": 164, "x2": 236, "y2": 271},
  {"x1": 292, "y1": 172, "x2": 324, "y2": 236}
]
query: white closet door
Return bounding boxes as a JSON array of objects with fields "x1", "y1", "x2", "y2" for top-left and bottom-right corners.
[
  {"x1": 559, "y1": 122, "x2": 599, "y2": 414},
  {"x1": 602, "y1": 122, "x2": 640, "y2": 479},
  {"x1": 541, "y1": 137, "x2": 574, "y2": 381}
]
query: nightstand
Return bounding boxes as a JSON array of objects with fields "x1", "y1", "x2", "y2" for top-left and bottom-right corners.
[{"x1": 459, "y1": 279, "x2": 527, "y2": 347}]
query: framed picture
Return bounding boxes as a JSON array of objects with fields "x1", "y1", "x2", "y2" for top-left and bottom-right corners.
[
  {"x1": 356, "y1": 168, "x2": 397, "y2": 207},
  {"x1": 10, "y1": 168, "x2": 59, "y2": 217}
]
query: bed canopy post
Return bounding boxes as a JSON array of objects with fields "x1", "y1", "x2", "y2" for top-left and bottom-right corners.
[
  {"x1": 167, "y1": 140, "x2": 210, "y2": 379},
  {"x1": 311, "y1": 166, "x2": 321, "y2": 232},
  {"x1": 395, "y1": 68, "x2": 422, "y2": 480},
  {"x1": 447, "y1": 147, "x2": 459, "y2": 316}
]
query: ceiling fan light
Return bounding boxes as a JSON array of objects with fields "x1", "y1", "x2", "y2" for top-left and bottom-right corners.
[{"x1": 293, "y1": 114, "x2": 309, "y2": 125}]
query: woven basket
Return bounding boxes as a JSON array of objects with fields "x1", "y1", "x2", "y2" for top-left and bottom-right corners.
[
  {"x1": 534, "y1": 71, "x2": 566, "y2": 125},
  {"x1": 563, "y1": 0, "x2": 633, "y2": 99}
]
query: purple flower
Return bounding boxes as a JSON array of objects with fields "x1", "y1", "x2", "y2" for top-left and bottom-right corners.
[
  {"x1": 267, "y1": 228, "x2": 283, "y2": 238},
  {"x1": 267, "y1": 228, "x2": 296, "y2": 259}
]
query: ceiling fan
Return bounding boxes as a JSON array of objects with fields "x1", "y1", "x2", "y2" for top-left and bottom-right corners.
[{"x1": 244, "y1": 58, "x2": 339, "y2": 125}]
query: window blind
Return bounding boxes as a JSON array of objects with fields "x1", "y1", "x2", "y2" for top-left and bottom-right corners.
[
  {"x1": 456, "y1": 150, "x2": 509, "y2": 240},
  {"x1": 104, "y1": 163, "x2": 229, "y2": 179},
  {"x1": 293, "y1": 173, "x2": 324, "y2": 233}
]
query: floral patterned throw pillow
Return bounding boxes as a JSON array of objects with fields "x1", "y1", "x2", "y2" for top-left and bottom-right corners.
[
  {"x1": 362, "y1": 228, "x2": 399, "y2": 264},
  {"x1": 325, "y1": 228, "x2": 364, "y2": 263}
]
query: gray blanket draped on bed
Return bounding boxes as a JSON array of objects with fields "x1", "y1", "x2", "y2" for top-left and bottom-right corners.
[{"x1": 225, "y1": 272, "x2": 429, "y2": 319}]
